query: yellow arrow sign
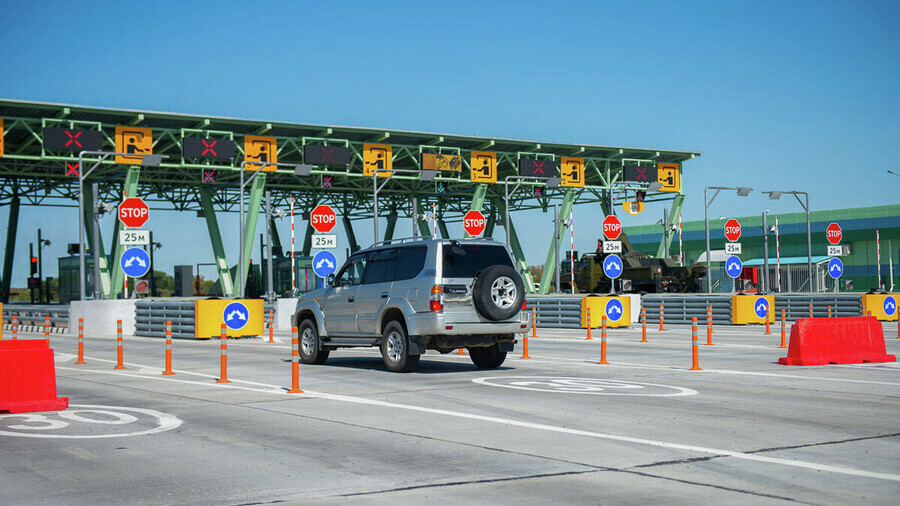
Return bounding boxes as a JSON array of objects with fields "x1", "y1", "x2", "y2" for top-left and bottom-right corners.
[{"x1": 623, "y1": 202, "x2": 645, "y2": 215}]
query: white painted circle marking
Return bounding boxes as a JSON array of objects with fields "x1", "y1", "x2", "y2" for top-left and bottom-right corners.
[
  {"x1": 473, "y1": 376, "x2": 697, "y2": 396},
  {"x1": 0, "y1": 404, "x2": 182, "y2": 438}
]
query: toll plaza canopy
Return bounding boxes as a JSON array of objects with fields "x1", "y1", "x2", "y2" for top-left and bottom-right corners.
[{"x1": 0, "y1": 98, "x2": 700, "y2": 298}]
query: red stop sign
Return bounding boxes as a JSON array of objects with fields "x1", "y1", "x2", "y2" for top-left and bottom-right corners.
[
  {"x1": 826, "y1": 222, "x2": 842, "y2": 244},
  {"x1": 119, "y1": 197, "x2": 149, "y2": 228},
  {"x1": 310, "y1": 205, "x2": 336, "y2": 233},
  {"x1": 463, "y1": 210, "x2": 486, "y2": 236},
  {"x1": 602, "y1": 215, "x2": 621, "y2": 240},
  {"x1": 724, "y1": 218, "x2": 742, "y2": 242}
]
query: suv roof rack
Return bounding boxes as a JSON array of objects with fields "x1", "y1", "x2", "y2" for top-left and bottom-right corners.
[{"x1": 368, "y1": 236, "x2": 499, "y2": 249}]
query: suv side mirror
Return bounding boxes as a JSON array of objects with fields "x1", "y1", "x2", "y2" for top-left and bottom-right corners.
[{"x1": 327, "y1": 274, "x2": 336, "y2": 286}]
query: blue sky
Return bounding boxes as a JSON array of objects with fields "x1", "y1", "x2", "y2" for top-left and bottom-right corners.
[{"x1": 2, "y1": 0, "x2": 898, "y2": 282}]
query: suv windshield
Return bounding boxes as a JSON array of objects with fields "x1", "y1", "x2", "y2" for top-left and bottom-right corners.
[{"x1": 442, "y1": 244, "x2": 513, "y2": 278}]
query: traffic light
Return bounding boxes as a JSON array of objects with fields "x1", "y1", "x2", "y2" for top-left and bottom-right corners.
[{"x1": 30, "y1": 256, "x2": 38, "y2": 275}]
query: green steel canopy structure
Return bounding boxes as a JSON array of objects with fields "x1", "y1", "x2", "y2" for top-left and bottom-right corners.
[{"x1": 0, "y1": 99, "x2": 700, "y2": 299}]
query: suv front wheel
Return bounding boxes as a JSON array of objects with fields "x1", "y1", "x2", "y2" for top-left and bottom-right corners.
[
  {"x1": 299, "y1": 319, "x2": 330, "y2": 365},
  {"x1": 381, "y1": 321, "x2": 420, "y2": 373}
]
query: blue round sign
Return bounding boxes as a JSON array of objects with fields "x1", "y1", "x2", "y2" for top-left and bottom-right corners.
[
  {"x1": 827, "y1": 257, "x2": 843, "y2": 279},
  {"x1": 120, "y1": 247, "x2": 151, "y2": 278},
  {"x1": 754, "y1": 297, "x2": 770, "y2": 319},
  {"x1": 603, "y1": 254, "x2": 623, "y2": 279},
  {"x1": 885, "y1": 296, "x2": 897, "y2": 316},
  {"x1": 223, "y1": 301, "x2": 250, "y2": 330},
  {"x1": 725, "y1": 255, "x2": 743, "y2": 279},
  {"x1": 605, "y1": 298, "x2": 624, "y2": 321},
  {"x1": 312, "y1": 250, "x2": 338, "y2": 278}
]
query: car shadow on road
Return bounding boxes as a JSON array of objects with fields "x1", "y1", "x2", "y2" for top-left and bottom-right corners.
[{"x1": 282, "y1": 355, "x2": 515, "y2": 374}]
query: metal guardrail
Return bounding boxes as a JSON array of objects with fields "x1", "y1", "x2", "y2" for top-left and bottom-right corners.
[
  {"x1": 528, "y1": 295, "x2": 583, "y2": 328},
  {"x1": 773, "y1": 294, "x2": 862, "y2": 320},
  {"x1": 135, "y1": 300, "x2": 195, "y2": 338},
  {"x1": 3, "y1": 304, "x2": 69, "y2": 328},
  {"x1": 642, "y1": 295, "x2": 733, "y2": 324}
]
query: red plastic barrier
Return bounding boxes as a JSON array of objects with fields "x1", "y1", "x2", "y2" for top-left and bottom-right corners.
[
  {"x1": 778, "y1": 316, "x2": 896, "y2": 366},
  {"x1": 0, "y1": 340, "x2": 69, "y2": 413}
]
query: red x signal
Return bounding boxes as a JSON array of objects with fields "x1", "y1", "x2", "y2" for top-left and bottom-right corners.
[
  {"x1": 203, "y1": 170, "x2": 216, "y2": 183},
  {"x1": 65, "y1": 130, "x2": 83, "y2": 148},
  {"x1": 201, "y1": 139, "x2": 217, "y2": 157},
  {"x1": 532, "y1": 161, "x2": 545, "y2": 175},
  {"x1": 66, "y1": 162, "x2": 80, "y2": 177}
]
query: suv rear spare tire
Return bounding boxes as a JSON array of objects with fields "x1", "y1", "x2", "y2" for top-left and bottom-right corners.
[{"x1": 472, "y1": 265, "x2": 524, "y2": 321}]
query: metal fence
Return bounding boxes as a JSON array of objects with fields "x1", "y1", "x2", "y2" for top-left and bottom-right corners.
[
  {"x1": 709, "y1": 264, "x2": 830, "y2": 293},
  {"x1": 135, "y1": 300, "x2": 195, "y2": 338},
  {"x1": 642, "y1": 295, "x2": 732, "y2": 324},
  {"x1": 528, "y1": 295, "x2": 583, "y2": 329},
  {"x1": 3, "y1": 304, "x2": 69, "y2": 331}
]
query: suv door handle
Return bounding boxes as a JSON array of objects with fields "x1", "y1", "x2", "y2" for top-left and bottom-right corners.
[
  {"x1": 380, "y1": 292, "x2": 389, "y2": 298},
  {"x1": 347, "y1": 296, "x2": 355, "y2": 302}
]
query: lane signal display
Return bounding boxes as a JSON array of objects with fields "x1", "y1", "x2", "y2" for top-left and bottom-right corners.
[
  {"x1": 115, "y1": 126, "x2": 153, "y2": 165},
  {"x1": 560, "y1": 156, "x2": 584, "y2": 187},
  {"x1": 183, "y1": 137, "x2": 235, "y2": 160},
  {"x1": 363, "y1": 143, "x2": 392, "y2": 177},
  {"x1": 43, "y1": 127, "x2": 103, "y2": 151},
  {"x1": 422, "y1": 153, "x2": 462, "y2": 172},
  {"x1": 623, "y1": 164, "x2": 657, "y2": 183},
  {"x1": 244, "y1": 135, "x2": 277, "y2": 171},
  {"x1": 470, "y1": 151, "x2": 497, "y2": 183},
  {"x1": 304, "y1": 144, "x2": 351, "y2": 166},
  {"x1": 518, "y1": 158, "x2": 559, "y2": 178}
]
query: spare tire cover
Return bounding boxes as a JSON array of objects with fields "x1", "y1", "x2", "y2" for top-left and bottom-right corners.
[{"x1": 472, "y1": 265, "x2": 525, "y2": 321}]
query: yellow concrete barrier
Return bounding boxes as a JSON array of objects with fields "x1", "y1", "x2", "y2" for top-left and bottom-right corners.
[
  {"x1": 731, "y1": 294, "x2": 775, "y2": 325},
  {"x1": 582, "y1": 295, "x2": 631, "y2": 328},
  {"x1": 194, "y1": 299, "x2": 264, "y2": 339},
  {"x1": 861, "y1": 293, "x2": 898, "y2": 322}
]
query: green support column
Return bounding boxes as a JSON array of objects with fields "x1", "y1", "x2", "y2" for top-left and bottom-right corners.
[
  {"x1": 269, "y1": 215, "x2": 283, "y2": 252},
  {"x1": 199, "y1": 186, "x2": 233, "y2": 296},
  {"x1": 383, "y1": 212, "x2": 398, "y2": 243},
  {"x1": 438, "y1": 216, "x2": 450, "y2": 239},
  {"x1": 499, "y1": 198, "x2": 536, "y2": 292},
  {"x1": 655, "y1": 193, "x2": 685, "y2": 258},
  {"x1": 342, "y1": 213, "x2": 360, "y2": 253},
  {"x1": 301, "y1": 221, "x2": 314, "y2": 256},
  {"x1": 0, "y1": 196, "x2": 20, "y2": 303},
  {"x1": 236, "y1": 173, "x2": 267, "y2": 296},
  {"x1": 484, "y1": 198, "x2": 498, "y2": 238},
  {"x1": 538, "y1": 189, "x2": 577, "y2": 294},
  {"x1": 83, "y1": 183, "x2": 111, "y2": 296},
  {"x1": 108, "y1": 166, "x2": 141, "y2": 298}
]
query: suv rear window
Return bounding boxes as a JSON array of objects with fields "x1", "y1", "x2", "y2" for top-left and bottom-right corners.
[{"x1": 442, "y1": 244, "x2": 513, "y2": 278}]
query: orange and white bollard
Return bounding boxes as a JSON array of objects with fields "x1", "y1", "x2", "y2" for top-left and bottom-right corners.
[
  {"x1": 44, "y1": 316, "x2": 50, "y2": 346},
  {"x1": 114, "y1": 319, "x2": 126, "y2": 369},
  {"x1": 764, "y1": 306, "x2": 772, "y2": 335},
  {"x1": 597, "y1": 315, "x2": 609, "y2": 365},
  {"x1": 531, "y1": 307, "x2": 537, "y2": 338},
  {"x1": 809, "y1": 301, "x2": 814, "y2": 318},
  {"x1": 288, "y1": 326, "x2": 304, "y2": 393},
  {"x1": 162, "y1": 320, "x2": 175, "y2": 376},
  {"x1": 11, "y1": 315, "x2": 17, "y2": 340},
  {"x1": 520, "y1": 332, "x2": 531, "y2": 359},
  {"x1": 867, "y1": 310, "x2": 873, "y2": 317},
  {"x1": 828, "y1": 305, "x2": 832, "y2": 318},
  {"x1": 217, "y1": 323, "x2": 231, "y2": 383},
  {"x1": 706, "y1": 304, "x2": 713, "y2": 345},
  {"x1": 779, "y1": 309, "x2": 787, "y2": 349},
  {"x1": 659, "y1": 303, "x2": 665, "y2": 331},
  {"x1": 268, "y1": 310, "x2": 275, "y2": 343},
  {"x1": 456, "y1": 347, "x2": 466, "y2": 355},
  {"x1": 690, "y1": 316, "x2": 701, "y2": 371},
  {"x1": 75, "y1": 318, "x2": 86, "y2": 364},
  {"x1": 585, "y1": 307, "x2": 593, "y2": 340},
  {"x1": 640, "y1": 307, "x2": 648, "y2": 342}
]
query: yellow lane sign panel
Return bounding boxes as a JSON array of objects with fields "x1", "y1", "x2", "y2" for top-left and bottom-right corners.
[
  {"x1": 657, "y1": 162, "x2": 681, "y2": 192},
  {"x1": 623, "y1": 202, "x2": 645, "y2": 215},
  {"x1": 560, "y1": 156, "x2": 584, "y2": 187},
  {"x1": 363, "y1": 143, "x2": 393, "y2": 177},
  {"x1": 0, "y1": 118, "x2": 4, "y2": 157},
  {"x1": 470, "y1": 151, "x2": 497, "y2": 183},
  {"x1": 422, "y1": 153, "x2": 462, "y2": 172},
  {"x1": 115, "y1": 126, "x2": 153, "y2": 165},
  {"x1": 244, "y1": 135, "x2": 278, "y2": 171}
]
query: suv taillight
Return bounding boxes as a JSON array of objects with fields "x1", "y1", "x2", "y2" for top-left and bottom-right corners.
[
  {"x1": 522, "y1": 298, "x2": 527, "y2": 311},
  {"x1": 430, "y1": 285, "x2": 443, "y2": 312}
]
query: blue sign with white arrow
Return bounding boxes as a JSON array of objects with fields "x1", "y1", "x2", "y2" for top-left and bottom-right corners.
[
  {"x1": 754, "y1": 296, "x2": 770, "y2": 319},
  {"x1": 827, "y1": 257, "x2": 843, "y2": 279},
  {"x1": 120, "y1": 247, "x2": 151, "y2": 278},
  {"x1": 605, "y1": 298, "x2": 624, "y2": 321},
  {"x1": 725, "y1": 255, "x2": 743, "y2": 279},
  {"x1": 312, "y1": 250, "x2": 338, "y2": 278},
  {"x1": 603, "y1": 254, "x2": 623, "y2": 279},
  {"x1": 885, "y1": 295, "x2": 897, "y2": 316},
  {"x1": 223, "y1": 301, "x2": 249, "y2": 330}
]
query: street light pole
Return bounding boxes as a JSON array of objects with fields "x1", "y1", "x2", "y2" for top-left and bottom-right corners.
[
  {"x1": 703, "y1": 186, "x2": 753, "y2": 293},
  {"x1": 764, "y1": 190, "x2": 813, "y2": 292},
  {"x1": 372, "y1": 168, "x2": 435, "y2": 243}
]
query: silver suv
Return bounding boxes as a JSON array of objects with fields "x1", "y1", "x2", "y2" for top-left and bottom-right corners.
[{"x1": 293, "y1": 237, "x2": 529, "y2": 372}]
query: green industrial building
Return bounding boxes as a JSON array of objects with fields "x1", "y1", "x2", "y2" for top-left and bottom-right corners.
[{"x1": 624, "y1": 204, "x2": 899, "y2": 293}]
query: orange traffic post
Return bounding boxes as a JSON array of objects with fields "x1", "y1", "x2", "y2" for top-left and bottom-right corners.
[
  {"x1": 520, "y1": 333, "x2": 531, "y2": 359},
  {"x1": 75, "y1": 317, "x2": 86, "y2": 364},
  {"x1": 114, "y1": 319, "x2": 126, "y2": 369},
  {"x1": 867, "y1": 310, "x2": 873, "y2": 317},
  {"x1": 706, "y1": 304, "x2": 713, "y2": 346},
  {"x1": 764, "y1": 306, "x2": 772, "y2": 335},
  {"x1": 216, "y1": 323, "x2": 231, "y2": 383},
  {"x1": 162, "y1": 320, "x2": 175, "y2": 376},
  {"x1": 659, "y1": 303, "x2": 665, "y2": 331},
  {"x1": 640, "y1": 307, "x2": 648, "y2": 343},
  {"x1": 897, "y1": 321, "x2": 899, "y2": 339},
  {"x1": 456, "y1": 346, "x2": 466, "y2": 355},
  {"x1": 44, "y1": 316, "x2": 50, "y2": 346},
  {"x1": 267, "y1": 310, "x2": 275, "y2": 343},
  {"x1": 828, "y1": 305, "x2": 832, "y2": 318},
  {"x1": 585, "y1": 307, "x2": 593, "y2": 340},
  {"x1": 597, "y1": 315, "x2": 609, "y2": 365},
  {"x1": 690, "y1": 317, "x2": 701, "y2": 371},
  {"x1": 287, "y1": 326, "x2": 304, "y2": 393},
  {"x1": 11, "y1": 315, "x2": 17, "y2": 340},
  {"x1": 809, "y1": 301, "x2": 814, "y2": 318},
  {"x1": 779, "y1": 309, "x2": 787, "y2": 349},
  {"x1": 531, "y1": 307, "x2": 537, "y2": 338}
]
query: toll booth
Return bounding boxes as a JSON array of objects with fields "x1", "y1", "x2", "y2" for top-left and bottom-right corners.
[
  {"x1": 260, "y1": 255, "x2": 317, "y2": 297},
  {"x1": 57, "y1": 256, "x2": 97, "y2": 303}
]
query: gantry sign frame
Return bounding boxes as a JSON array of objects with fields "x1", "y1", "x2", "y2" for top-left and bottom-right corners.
[{"x1": 0, "y1": 99, "x2": 699, "y2": 299}]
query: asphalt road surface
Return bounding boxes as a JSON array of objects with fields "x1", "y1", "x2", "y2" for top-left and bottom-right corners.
[{"x1": 2, "y1": 322, "x2": 899, "y2": 504}]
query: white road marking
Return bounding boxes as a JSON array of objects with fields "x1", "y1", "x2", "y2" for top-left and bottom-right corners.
[
  {"x1": 56, "y1": 360, "x2": 900, "y2": 482},
  {"x1": 0, "y1": 405, "x2": 181, "y2": 439},
  {"x1": 473, "y1": 376, "x2": 697, "y2": 396}
]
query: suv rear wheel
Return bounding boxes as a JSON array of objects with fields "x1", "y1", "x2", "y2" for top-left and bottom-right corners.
[
  {"x1": 299, "y1": 319, "x2": 329, "y2": 365},
  {"x1": 473, "y1": 265, "x2": 525, "y2": 321},
  {"x1": 469, "y1": 344, "x2": 507, "y2": 369},
  {"x1": 381, "y1": 321, "x2": 419, "y2": 373}
]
